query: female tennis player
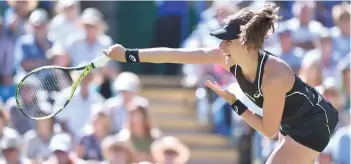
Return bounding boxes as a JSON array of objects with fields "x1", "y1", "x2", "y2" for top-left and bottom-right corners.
[{"x1": 102, "y1": 3, "x2": 338, "y2": 164}]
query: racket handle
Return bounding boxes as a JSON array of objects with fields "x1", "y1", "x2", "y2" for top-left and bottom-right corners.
[{"x1": 92, "y1": 55, "x2": 111, "y2": 68}]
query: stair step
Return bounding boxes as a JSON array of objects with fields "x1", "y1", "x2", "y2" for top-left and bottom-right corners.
[
  {"x1": 139, "y1": 75, "x2": 182, "y2": 87},
  {"x1": 140, "y1": 88, "x2": 196, "y2": 101},
  {"x1": 157, "y1": 118, "x2": 210, "y2": 131},
  {"x1": 189, "y1": 149, "x2": 238, "y2": 160},
  {"x1": 160, "y1": 128, "x2": 211, "y2": 134},
  {"x1": 188, "y1": 159, "x2": 236, "y2": 164},
  {"x1": 174, "y1": 133, "x2": 230, "y2": 147},
  {"x1": 149, "y1": 105, "x2": 195, "y2": 116}
]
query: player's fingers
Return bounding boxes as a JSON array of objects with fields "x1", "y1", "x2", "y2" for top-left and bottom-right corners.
[
  {"x1": 205, "y1": 80, "x2": 219, "y2": 92},
  {"x1": 213, "y1": 81, "x2": 221, "y2": 88}
]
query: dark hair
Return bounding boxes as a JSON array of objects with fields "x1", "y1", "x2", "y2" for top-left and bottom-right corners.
[
  {"x1": 229, "y1": 3, "x2": 281, "y2": 50},
  {"x1": 127, "y1": 105, "x2": 154, "y2": 138}
]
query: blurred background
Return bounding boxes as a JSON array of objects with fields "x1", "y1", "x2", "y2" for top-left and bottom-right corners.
[{"x1": 0, "y1": 0, "x2": 349, "y2": 164}]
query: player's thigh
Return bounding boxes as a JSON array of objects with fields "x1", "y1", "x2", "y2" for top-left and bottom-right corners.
[{"x1": 266, "y1": 135, "x2": 320, "y2": 164}]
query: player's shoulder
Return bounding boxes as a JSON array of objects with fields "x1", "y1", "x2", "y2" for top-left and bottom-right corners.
[{"x1": 262, "y1": 50, "x2": 293, "y2": 86}]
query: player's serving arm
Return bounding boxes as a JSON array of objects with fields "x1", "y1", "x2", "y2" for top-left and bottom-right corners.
[
  {"x1": 102, "y1": 3, "x2": 338, "y2": 164},
  {"x1": 104, "y1": 45, "x2": 228, "y2": 69}
]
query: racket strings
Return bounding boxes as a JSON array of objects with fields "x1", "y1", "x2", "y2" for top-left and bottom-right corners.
[{"x1": 18, "y1": 69, "x2": 73, "y2": 119}]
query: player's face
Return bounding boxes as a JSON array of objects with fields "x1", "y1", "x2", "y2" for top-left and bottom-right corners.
[{"x1": 219, "y1": 39, "x2": 242, "y2": 66}]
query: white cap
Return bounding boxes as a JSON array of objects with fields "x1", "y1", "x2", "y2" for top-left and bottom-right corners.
[
  {"x1": 57, "y1": 0, "x2": 79, "y2": 9},
  {"x1": 49, "y1": 133, "x2": 72, "y2": 152},
  {"x1": 113, "y1": 72, "x2": 140, "y2": 92},
  {"x1": 29, "y1": 9, "x2": 49, "y2": 26},
  {"x1": 0, "y1": 135, "x2": 21, "y2": 150},
  {"x1": 80, "y1": 8, "x2": 103, "y2": 25}
]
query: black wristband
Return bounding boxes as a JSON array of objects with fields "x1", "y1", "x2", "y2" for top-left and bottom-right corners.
[
  {"x1": 230, "y1": 100, "x2": 247, "y2": 116},
  {"x1": 125, "y1": 49, "x2": 140, "y2": 63}
]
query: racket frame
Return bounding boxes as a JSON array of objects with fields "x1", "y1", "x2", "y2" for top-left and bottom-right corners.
[{"x1": 15, "y1": 63, "x2": 96, "y2": 120}]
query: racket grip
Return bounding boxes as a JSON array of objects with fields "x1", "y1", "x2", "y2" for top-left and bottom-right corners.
[{"x1": 92, "y1": 55, "x2": 111, "y2": 68}]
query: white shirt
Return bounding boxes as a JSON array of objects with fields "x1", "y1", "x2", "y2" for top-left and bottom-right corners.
[
  {"x1": 65, "y1": 34, "x2": 112, "y2": 66},
  {"x1": 104, "y1": 95, "x2": 149, "y2": 133},
  {"x1": 49, "y1": 14, "x2": 83, "y2": 47}
]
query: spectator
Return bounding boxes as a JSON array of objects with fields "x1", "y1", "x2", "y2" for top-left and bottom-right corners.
[
  {"x1": 337, "y1": 53, "x2": 350, "y2": 109},
  {"x1": 319, "y1": 125, "x2": 350, "y2": 164},
  {"x1": 46, "y1": 44, "x2": 70, "y2": 67},
  {"x1": 0, "y1": 15, "x2": 15, "y2": 87},
  {"x1": 105, "y1": 72, "x2": 148, "y2": 133},
  {"x1": 316, "y1": 77, "x2": 344, "y2": 111},
  {"x1": 49, "y1": 0, "x2": 82, "y2": 48},
  {"x1": 76, "y1": 103, "x2": 112, "y2": 161},
  {"x1": 97, "y1": 61, "x2": 120, "y2": 99},
  {"x1": 304, "y1": 28, "x2": 342, "y2": 86},
  {"x1": 151, "y1": 136, "x2": 190, "y2": 164},
  {"x1": 285, "y1": 1, "x2": 324, "y2": 51},
  {"x1": 272, "y1": 23, "x2": 304, "y2": 74},
  {"x1": 299, "y1": 54, "x2": 323, "y2": 87},
  {"x1": 101, "y1": 134, "x2": 136, "y2": 164},
  {"x1": 4, "y1": 0, "x2": 38, "y2": 40},
  {"x1": 0, "y1": 134, "x2": 30, "y2": 164},
  {"x1": 64, "y1": 7, "x2": 112, "y2": 66},
  {"x1": 13, "y1": 8, "x2": 53, "y2": 80},
  {"x1": 22, "y1": 118, "x2": 60, "y2": 163},
  {"x1": 0, "y1": 109, "x2": 20, "y2": 158},
  {"x1": 44, "y1": 133, "x2": 85, "y2": 164},
  {"x1": 56, "y1": 71, "x2": 105, "y2": 140},
  {"x1": 3, "y1": 91, "x2": 35, "y2": 136},
  {"x1": 119, "y1": 103, "x2": 161, "y2": 162},
  {"x1": 331, "y1": 2, "x2": 350, "y2": 57}
]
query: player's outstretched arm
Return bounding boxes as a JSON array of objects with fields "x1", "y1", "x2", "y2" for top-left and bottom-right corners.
[{"x1": 103, "y1": 44, "x2": 226, "y2": 66}]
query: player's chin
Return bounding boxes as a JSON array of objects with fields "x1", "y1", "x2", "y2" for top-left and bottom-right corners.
[{"x1": 225, "y1": 55, "x2": 233, "y2": 66}]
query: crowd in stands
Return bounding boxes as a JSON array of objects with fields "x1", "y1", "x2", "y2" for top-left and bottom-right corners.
[
  {"x1": 0, "y1": 1, "x2": 349, "y2": 164},
  {"x1": 0, "y1": 0, "x2": 191, "y2": 164}
]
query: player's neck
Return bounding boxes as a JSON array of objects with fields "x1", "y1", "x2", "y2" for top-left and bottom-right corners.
[{"x1": 236, "y1": 50, "x2": 259, "y2": 81}]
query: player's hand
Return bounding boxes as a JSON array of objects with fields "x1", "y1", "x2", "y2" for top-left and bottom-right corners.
[
  {"x1": 205, "y1": 80, "x2": 237, "y2": 104},
  {"x1": 103, "y1": 44, "x2": 126, "y2": 62}
]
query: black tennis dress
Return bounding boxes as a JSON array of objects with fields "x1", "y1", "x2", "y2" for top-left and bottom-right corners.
[{"x1": 230, "y1": 49, "x2": 339, "y2": 152}]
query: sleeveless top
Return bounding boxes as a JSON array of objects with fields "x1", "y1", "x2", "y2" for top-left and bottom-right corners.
[{"x1": 230, "y1": 50, "x2": 322, "y2": 124}]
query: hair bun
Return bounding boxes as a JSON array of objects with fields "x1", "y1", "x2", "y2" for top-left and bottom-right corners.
[{"x1": 261, "y1": 3, "x2": 280, "y2": 21}]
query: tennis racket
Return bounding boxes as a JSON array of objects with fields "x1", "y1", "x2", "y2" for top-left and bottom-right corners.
[{"x1": 15, "y1": 55, "x2": 111, "y2": 120}]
